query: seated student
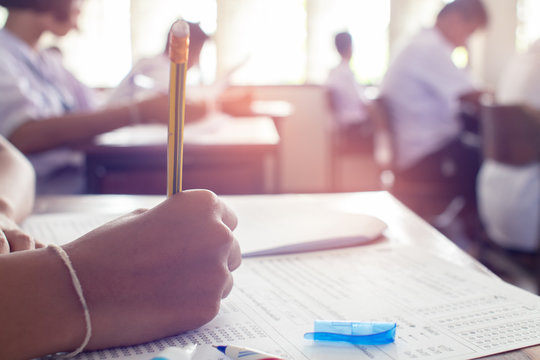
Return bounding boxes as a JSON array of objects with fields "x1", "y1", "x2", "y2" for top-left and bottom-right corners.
[
  {"x1": 107, "y1": 21, "x2": 210, "y2": 104},
  {"x1": 109, "y1": 20, "x2": 253, "y2": 118},
  {"x1": 0, "y1": 0, "x2": 205, "y2": 194},
  {"x1": 0, "y1": 135, "x2": 242, "y2": 358},
  {"x1": 325, "y1": 31, "x2": 369, "y2": 129},
  {"x1": 477, "y1": 39, "x2": 540, "y2": 252},
  {"x1": 379, "y1": 0, "x2": 488, "y2": 201}
]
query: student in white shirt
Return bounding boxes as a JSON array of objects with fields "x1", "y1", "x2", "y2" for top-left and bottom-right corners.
[
  {"x1": 326, "y1": 31, "x2": 369, "y2": 128},
  {"x1": 0, "y1": 0, "x2": 204, "y2": 194},
  {"x1": 108, "y1": 21, "x2": 210, "y2": 105},
  {"x1": 379, "y1": 0, "x2": 488, "y2": 200},
  {"x1": 477, "y1": 39, "x2": 540, "y2": 252},
  {"x1": 0, "y1": 135, "x2": 241, "y2": 358}
]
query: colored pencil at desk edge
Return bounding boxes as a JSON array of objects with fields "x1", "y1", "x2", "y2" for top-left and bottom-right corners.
[
  {"x1": 167, "y1": 19, "x2": 190, "y2": 197},
  {"x1": 214, "y1": 345, "x2": 286, "y2": 360}
]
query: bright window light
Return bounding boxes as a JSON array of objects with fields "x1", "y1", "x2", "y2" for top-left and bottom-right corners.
[
  {"x1": 452, "y1": 46, "x2": 469, "y2": 69},
  {"x1": 0, "y1": 7, "x2": 6, "y2": 26},
  {"x1": 217, "y1": 0, "x2": 306, "y2": 85},
  {"x1": 41, "y1": 0, "x2": 132, "y2": 88},
  {"x1": 4, "y1": 1, "x2": 395, "y2": 87},
  {"x1": 516, "y1": 0, "x2": 540, "y2": 52},
  {"x1": 313, "y1": 0, "x2": 391, "y2": 85},
  {"x1": 219, "y1": 0, "x2": 390, "y2": 85}
]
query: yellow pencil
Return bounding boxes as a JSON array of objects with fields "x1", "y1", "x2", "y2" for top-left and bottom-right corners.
[{"x1": 167, "y1": 19, "x2": 190, "y2": 196}]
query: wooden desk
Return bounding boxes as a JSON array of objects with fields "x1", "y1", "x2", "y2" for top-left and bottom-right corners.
[
  {"x1": 33, "y1": 192, "x2": 485, "y2": 272},
  {"x1": 82, "y1": 115, "x2": 280, "y2": 195},
  {"x1": 31, "y1": 191, "x2": 486, "y2": 270},
  {"x1": 31, "y1": 191, "x2": 540, "y2": 359}
]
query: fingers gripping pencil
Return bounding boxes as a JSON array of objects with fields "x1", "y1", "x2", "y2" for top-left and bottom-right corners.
[{"x1": 167, "y1": 19, "x2": 189, "y2": 196}]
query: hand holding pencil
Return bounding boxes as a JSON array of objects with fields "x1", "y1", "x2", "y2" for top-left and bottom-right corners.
[{"x1": 167, "y1": 19, "x2": 190, "y2": 196}]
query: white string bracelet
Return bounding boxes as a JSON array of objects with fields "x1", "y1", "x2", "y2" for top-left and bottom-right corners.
[{"x1": 49, "y1": 244, "x2": 92, "y2": 357}]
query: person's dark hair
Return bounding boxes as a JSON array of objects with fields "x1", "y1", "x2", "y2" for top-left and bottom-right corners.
[
  {"x1": 0, "y1": 0, "x2": 73, "y2": 22},
  {"x1": 334, "y1": 32, "x2": 352, "y2": 57},
  {"x1": 437, "y1": 0, "x2": 488, "y2": 27},
  {"x1": 187, "y1": 21, "x2": 210, "y2": 56}
]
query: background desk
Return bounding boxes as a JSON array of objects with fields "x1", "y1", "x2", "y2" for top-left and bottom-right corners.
[{"x1": 82, "y1": 115, "x2": 280, "y2": 195}]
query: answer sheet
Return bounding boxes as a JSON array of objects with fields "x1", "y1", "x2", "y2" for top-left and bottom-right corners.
[
  {"x1": 33, "y1": 243, "x2": 540, "y2": 360},
  {"x1": 23, "y1": 193, "x2": 387, "y2": 256}
]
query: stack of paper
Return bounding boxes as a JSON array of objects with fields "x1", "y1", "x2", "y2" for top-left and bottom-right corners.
[{"x1": 62, "y1": 245, "x2": 540, "y2": 360}]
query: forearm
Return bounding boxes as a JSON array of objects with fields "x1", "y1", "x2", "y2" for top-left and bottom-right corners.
[
  {"x1": 9, "y1": 106, "x2": 133, "y2": 154},
  {"x1": 0, "y1": 248, "x2": 83, "y2": 359},
  {"x1": 0, "y1": 137, "x2": 35, "y2": 222},
  {"x1": 9, "y1": 94, "x2": 205, "y2": 154}
]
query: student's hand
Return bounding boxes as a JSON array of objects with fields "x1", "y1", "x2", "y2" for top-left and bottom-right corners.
[
  {"x1": 64, "y1": 190, "x2": 241, "y2": 350},
  {"x1": 137, "y1": 94, "x2": 170, "y2": 123},
  {"x1": 138, "y1": 94, "x2": 208, "y2": 124},
  {"x1": 0, "y1": 214, "x2": 43, "y2": 253},
  {"x1": 218, "y1": 88, "x2": 253, "y2": 117},
  {"x1": 185, "y1": 99, "x2": 208, "y2": 123}
]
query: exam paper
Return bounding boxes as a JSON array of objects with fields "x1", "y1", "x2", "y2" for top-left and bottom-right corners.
[
  {"x1": 228, "y1": 194, "x2": 387, "y2": 256},
  {"x1": 22, "y1": 194, "x2": 387, "y2": 256},
  {"x1": 39, "y1": 244, "x2": 540, "y2": 360},
  {"x1": 22, "y1": 213, "x2": 120, "y2": 245}
]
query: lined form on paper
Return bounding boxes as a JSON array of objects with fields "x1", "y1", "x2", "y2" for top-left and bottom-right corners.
[
  {"x1": 26, "y1": 241, "x2": 540, "y2": 360},
  {"x1": 22, "y1": 212, "x2": 120, "y2": 246},
  {"x1": 23, "y1": 193, "x2": 388, "y2": 256}
]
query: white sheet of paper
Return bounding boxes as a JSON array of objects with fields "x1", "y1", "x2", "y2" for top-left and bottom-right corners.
[
  {"x1": 227, "y1": 194, "x2": 387, "y2": 256},
  {"x1": 59, "y1": 244, "x2": 540, "y2": 360},
  {"x1": 22, "y1": 212, "x2": 120, "y2": 246},
  {"x1": 22, "y1": 194, "x2": 387, "y2": 256}
]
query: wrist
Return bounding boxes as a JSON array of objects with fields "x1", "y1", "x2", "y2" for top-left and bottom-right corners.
[
  {"x1": 38, "y1": 247, "x2": 85, "y2": 355},
  {"x1": 0, "y1": 248, "x2": 83, "y2": 358}
]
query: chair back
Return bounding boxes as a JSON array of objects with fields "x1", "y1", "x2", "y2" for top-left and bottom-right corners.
[
  {"x1": 481, "y1": 104, "x2": 540, "y2": 165},
  {"x1": 367, "y1": 96, "x2": 395, "y2": 170}
]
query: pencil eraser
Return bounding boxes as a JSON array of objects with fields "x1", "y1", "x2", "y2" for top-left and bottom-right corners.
[
  {"x1": 170, "y1": 19, "x2": 190, "y2": 39},
  {"x1": 169, "y1": 19, "x2": 190, "y2": 63}
]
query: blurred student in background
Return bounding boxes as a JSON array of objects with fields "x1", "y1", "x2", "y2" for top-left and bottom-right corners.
[
  {"x1": 109, "y1": 19, "x2": 253, "y2": 119},
  {"x1": 477, "y1": 39, "x2": 540, "y2": 252},
  {"x1": 108, "y1": 21, "x2": 210, "y2": 105},
  {"x1": 379, "y1": 0, "x2": 488, "y2": 202},
  {"x1": 0, "y1": 0, "x2": 205, "y2": 194},
  {"x1": 0, "y1": 134, "x2": 242, "y2": 358},
  {"x1": 326, "y1": 31, "x2": 369, "y2": 130}
]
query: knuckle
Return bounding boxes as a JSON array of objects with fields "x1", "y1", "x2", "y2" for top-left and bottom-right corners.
[
  {"x1": 198, "y1": 189, "x2": 219, "y2": 209},
  {"x1": 131, "y1": 208, "x2": 147, "y2": 215},
  {"x1": 221, "y1": 273, "x2": 234, "y2": 299},
  {"x1": 216, "y1": 222, "x2": 234, "y2": 246},
  {"x1": 13, "y1": 232, "x2": 34, "y2": 249},
  {"x1": 0, "y1": 238, "x2": 8, "y2": 254},
  {"x1": 208, "y1": 263, "x2": 230, "y2": 285},
  {"x1": 211, "y1": 222, "x2": 234, "y2": 247}
]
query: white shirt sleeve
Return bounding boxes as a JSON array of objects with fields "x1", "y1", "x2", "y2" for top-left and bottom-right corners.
[{"x1": 0, "y1": 53, "x2": 43, "y2": 137}]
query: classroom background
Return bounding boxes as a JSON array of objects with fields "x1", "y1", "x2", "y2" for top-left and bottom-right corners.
[
  {"x1": 1, "y1": 0, "x2": 538, "y2": 291},
  {"x1": 0, "y1": 0, "x2": 533, "y2": 193}
]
